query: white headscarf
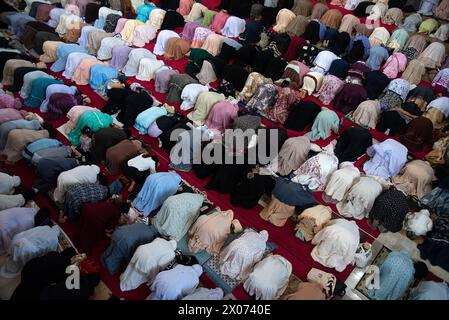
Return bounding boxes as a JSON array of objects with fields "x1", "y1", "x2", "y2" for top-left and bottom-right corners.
[{"x1": 153, "y1": 30, "x2": 180, "y2": 55}]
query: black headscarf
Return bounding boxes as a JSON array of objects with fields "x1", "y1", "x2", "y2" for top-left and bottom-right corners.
[
  {"x1": 365, "y1": 70, "x2": 391, "y2": 99},
  {"x1": 353, "y1": 1, "x2": 375, "y2": 17},
  {"x1": 343, "y1": 40, "x2": 365, "y2": 63},
  {"x1": 10, "y1": 67, "x2": 40, "y2": 92},
  {"x1": 256, "y1": 127, "x2": 288, "y2": 165},
  {"x1": 159, "y1": 0, "x2": 181, "y2": 10},
  {"x1": 21, "y1": 21, "x2": 57, "y2": 49},
  {"x1": 230, "y1": 169, "x2": 276, "y2": 209},
  {"x1": 222, "y1": 64, "x2": 250, "y2": 91},
  {"x1": 264, "y1": 57, "x2": 288, "y2": 81},
  {"x1": 377, "y1": 110, "x2": 407, "y2": 136},
  {"x1": 228, "y1": 0, "x2": 252, "y2": 19},
  {"x1": 217, "y1": 42, "x2": 237, "y2": 62},
  {"x1": 160, "y1": 9, "x2": 185, "y2": 30},
  {"x1": 103, "y1": 87, "x2": 135, "y2": 115},
  {"x1": 104, "y1": 14, "x2": 121, "y2": 33},
  {"x1": 34, "y1": 31, "x2": 61, "y2": 54},
  {"x1": 235, "y1": 44, "x2": 258, "y2": 67},
  {"x1": 252, "y1": 49, "x2": 275, "y2": 73},
  {"x1": 302, "y1": 20, "x2": 321, "y2": 44},
  {"x1": 328, "y1": 59, "x2": 350, "y2": 80},
  {"x1": 330, "y1": 31, "x2": 350, "y2": 56},
  {"x1": 117, "y1": 91, "x2": 154, "y2": 128},
  {"x1": 407, "y1": 85, "x2": 435, "y2": 103},
  {"x1": 0, "y1": 52, "x2": 30, "y2": 76},
  {"x1": 271, "y1": 32, "x2": 291, "y2": 54},
  {"x1": 369, "y1": 188, "x2": 409, "y2": 233},
  {"x1": 334, "y1": 127, "x2": 373, "y2": 162},
  {"x1": 261, "y1": 7, "x2": 280, "y2": 28},
  {"x1": 206, "y1": 57, "x2": 226, "y2": 78},
  {"x1": 284, "y1": 101, "x2": 321, "y2": 132},
  {"x1": 85, "y1": 3, "x2": 101, "y2": 23}
]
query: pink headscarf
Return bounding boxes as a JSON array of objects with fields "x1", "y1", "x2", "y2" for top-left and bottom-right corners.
[
  {"x1": 381, "y1": 52, "x2": 407, "y2": 79},
  {"x1": 0, "y1": 94, "x2": 21, "y2": 109},
  {"x1": 206, "y1": 101, "x2": 239, "y2": 135},
  {"x1": 177, "y1": 0, "x2": 195, "y2": 16},
  {"x1": 210, "y1": 12, "x2": 230, "y2": 33}
]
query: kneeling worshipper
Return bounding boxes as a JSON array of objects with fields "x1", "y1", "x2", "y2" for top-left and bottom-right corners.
[
  {"x1": 52, "y1": 164, "x2": 101, "y2": 203},
  {"x1": 39, "y1": 83, "x2": 79, "y2": 113},
  {"x1": 60, "y1": 179, "x2": 123, "y2": 223},
  {"x1": 424, "y1": 96, "x2": 449, "y2": 129},
  {"x1": 334, "y1": 127, "x2": 373, "y2": 162},
  {"x1": 0, "y1": 118, "x2": 41, "y2": 151},
  {"x1": 101, "y1": 223, "x2": 160, "y2": 275},
  {"x1": 121, "y1": 153, "x2": 159, "y2": 191},
  {"x1": 152, "y1": 193, "x2": 204, "y2": 241},
  {"x1": 148, "y1": 264, "x2": 203, "y2": 300},
  {"x1": 368, "y1": 251, "x2": 428, "y2": 300},
  {"x1": 77, "y1": 201, "x2": 133, "y2": 254},
  {"x1": 243, "y1": 255, "x2": 292, "y2": 300},
  {"x1": 0, "y1": 224, "x2": 60, "y2": 278},
  {"x1": 0, "y1": 207, "x2": 50, "y2": 255},
  {"x1": 392, "y1": 160, "x2": 435, "y2": 199},
  {"x1": 0, "y1": 172, "x2": 21, "y2": 195},
  {"x1": 188, "y1": 210, "x2": 242, "y2": 256},
  {"x1": 219, "y1": 229, "x2": 268, "y2": 280},
  {"x1": 337, "y1": 175, "x2": 388, "y2": 220},
  {"x1": 282, "y1": 281, "x2": 326, "y2": 300},
  {"x1": 0, "y1": 127, "x2": 50, "y2": 164},
  {"x1": 260, "y1": 177, "x2": 316, "y2": 227},
  {"x1": 89, "y1": 127, "x2": 130, "y2": 164},
  {"x1": 9, "y1": 247, "x2": 77, "y2": 300},
  {"x1": 311, "y1": 219, "x2": 359, "y2": 272},
  {"x1": 67, "y1": 111, "x2": 113, "y2": 146},
  {"x1": 323, "y1": 162, "x2": 361, "y2": 203},
  {"x1": 132, "y1": 172, "x2": 182, "y2": 217},
  {"x1": 363, "y1": 139, "x2": 408, "y2": 179},
  {"x1": 291, "y1": 150, "x2": 339, "y2": 192},
  {"x1": 409, "y1": 281, "x2": 449, "y2": 300},
  {"x1": 305, "y1": 108, "x2": 339, "y2": 142},
  {"x1": 294, "y1": 205, "x2": 332, "y2": 242},
  {"x1": 368, "y1": 188, "x2": 409, "y2": 233},
  {"x1": 105, "y1": 139, "x2": 145, "y2": 175},
  {"x1": 119, "y1": 238, "x2": 177, "y2": 291},
  {"x1": 39, "y1": 272, "x2": 101, "y2": 301}
]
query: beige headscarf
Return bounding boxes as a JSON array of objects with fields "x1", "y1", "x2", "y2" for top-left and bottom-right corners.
[
  {"x1": 2, "y1": 59, "x2": 38, "y2": 86},
  {"x1": 403, "y1": 34, "x2": 427, "y2": 55},
  {"x1": 71, "y1": 58, "x2": 104, "y2": 85},
  {"x1": 260, "y1": 196, "x2": 296, "y2": 227},
  {"x1": 418, "y1": 42, "x2": 446, "y2": 69},
  {"x1": 352, "y1": 100, "x2": 381, "y2": 129},
  {"x1": 196, "y1": 60, "x2": 217, "y2": 85},
  {"x1": 188, "y1": 209, "x2": 235, "y2": 256},
  {"x1": 2, "y1": 129, "x2": 49, "y2": 164},
  {"x1": 320, "y1": 9, "x2": 343, "y2": 29},
  {"x1": 164, "y1": 38, "x2": 191, "y2": 60},
  {"x1": 39, "y1": 41, "x2": 64, "y2": 63},
  {"x1": 272, "y1": 136, "x2": 311, "y2": 176},
  {"x1": 301, "y1": 71, "x2": 324, "y2": 95},
  {"x1": 121, "y1": 19, "x2": 144, "y2": 44},
  {"x1": 338, "y1": 14, "x2": 359, "y2": 34},
  {"x1": 187, "y1": 91, "x2": 226, "y2": 126},
  {"x1": 401, "y1": 59, "x2": 426, "y2": 85},
  {"x1": 292, "y1": 0, "x2": 313, "y2": 17},
  {"x1": 201, "y1": 33, "x2": 225, "y2": 56},
  {"x1": 87, "y1": 30, "x2": 113, "y2": 56},
  {"x1": 286, "y1": 15, "x2": 310, "y2": 37},
  {"x1": 185, "y1": 2, "x2": 207, "y2": 22},
  {"x1": 310, "y1": 3, "x2": 328, "y2": 20},
  {"x1": 392, "y1": 160, "x2": 435, "y2": 198},
  {"x1": 273, "y1": 8, "x2": 296, "y2": 33}
]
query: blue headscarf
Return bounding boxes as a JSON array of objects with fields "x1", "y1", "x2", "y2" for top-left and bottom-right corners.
[
  {"x1": 89, "y1": 65, "x2": 119, "y2": 91},
  {"x1": 136, "y1": 4, "x2": 158, "y2": 23},
  {"x1": 133, "y1": 172, "x2": 181, "y2": 217},
  {"x1": 22, "y1": 138, "x2": 63, "y2": 160},
  {"x1": 51, "y1": 44, "x2": 88, "y2": 72},
  {"x1": 368, "y1": 251, "x2": 415, "y2": 300},
  {"x1": 272, "y1": 177, "x2": 316, "y2": 207}
]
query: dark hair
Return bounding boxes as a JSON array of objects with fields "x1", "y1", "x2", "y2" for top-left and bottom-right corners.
[
  {"x1": 151, "y1": 155, "x2": 159, "y2": 166},
  {"x1": 42, "y1": 122, "x2": 58, "y2": 138},
  {"x1": 97, "y1": 172, "x2": 108, "y2": 186},
  {"x1": 34, "y1": 207, "x2": 51, "y2": 227},
  {"x1": 123, "y1": 128, "x2": 132, "y2": 139},
  {"x1": 117, "y1": 201, "x2": 130, "y2": 214},
  {"x1": 81, "y1": 126, "x2": 93, "y2": 137},
  {"x1": 414, "y1": 261, "x2": 429, "y2": 280},
  {"x1": 16, "y1": 186, "x2": 35, "y2": 202}
]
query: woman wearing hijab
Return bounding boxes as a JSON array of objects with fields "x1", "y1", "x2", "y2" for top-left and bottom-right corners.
[
  {"x1": 335, "y1": 127, "x2": 373, "y2": 162},
  {"x1": 1, "y1": 129, "x2": 49, "y2": 164},
  {"x1": 68, "y1": 111, "x2": 113, "y2": 146},
  {"x1": 306, "y1": 108, "x2": 339, "y2": 142},
  {"x1": 132, "y1": 172, "x2": 181, "y2": 217},
  {"x1": 105, "y1": 139, "x2": 144, "y2": 175}
]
